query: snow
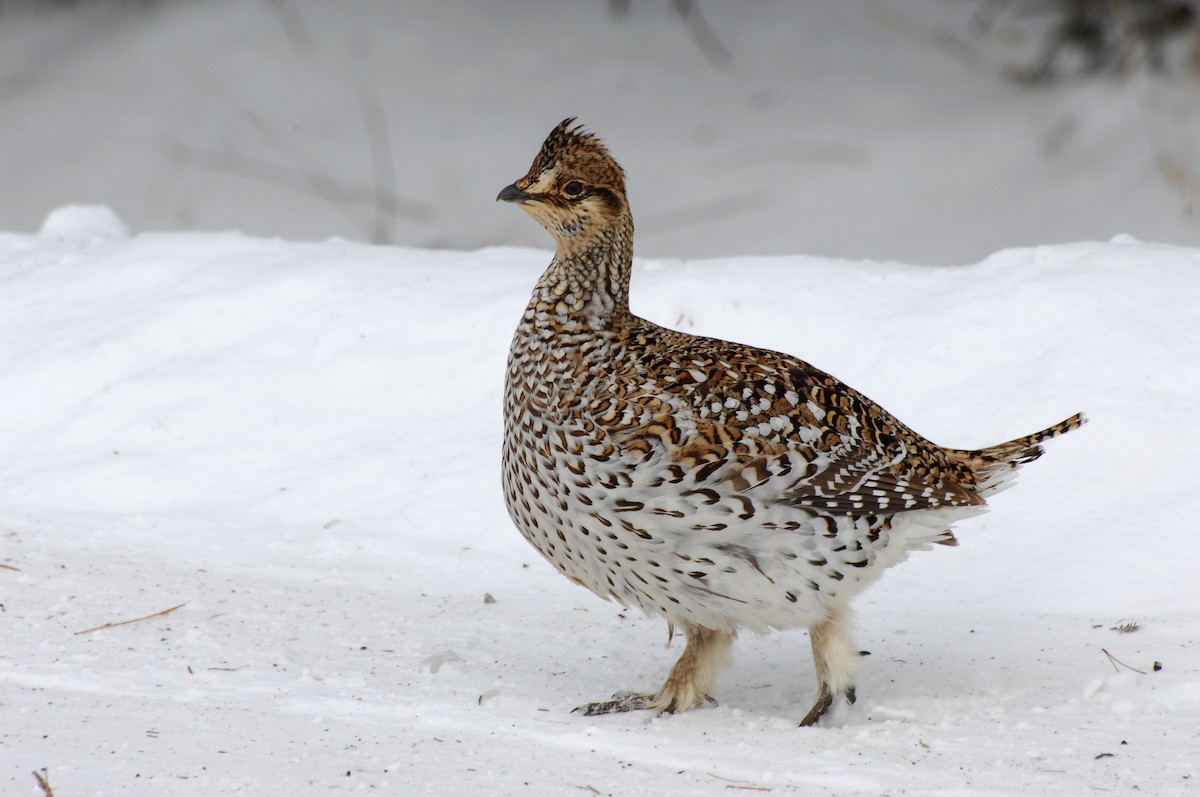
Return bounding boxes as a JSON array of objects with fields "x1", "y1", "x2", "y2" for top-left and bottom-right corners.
[
  {"x1": 39, "y1": 206, "x2": 130, "y2": 245},
  {"x1": 2, "y1": 207, "x2": 1198, "y2": 796}
]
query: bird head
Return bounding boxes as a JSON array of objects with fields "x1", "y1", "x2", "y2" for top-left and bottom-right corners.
[{"x1": 497, "y1": 118, "x2": 629, "y2": 253}]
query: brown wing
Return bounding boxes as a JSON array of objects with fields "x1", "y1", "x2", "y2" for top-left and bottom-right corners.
[{"x1": 591, "y1": 324, "x2": 983, "y2": 515}]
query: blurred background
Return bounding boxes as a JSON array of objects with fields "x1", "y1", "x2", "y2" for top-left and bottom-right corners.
[{"x1": 1, "y1": 0, "x2": 1198, "y2": 264}]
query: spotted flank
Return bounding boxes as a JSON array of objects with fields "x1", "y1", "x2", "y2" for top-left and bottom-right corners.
[{"x1": 498, "y1": 118, "x2": 1085, "y2": 725}]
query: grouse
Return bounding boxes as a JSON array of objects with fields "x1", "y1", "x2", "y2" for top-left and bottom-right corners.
[{"x1": 498, "y1": 118, "x2": 1084, "y2": 725}]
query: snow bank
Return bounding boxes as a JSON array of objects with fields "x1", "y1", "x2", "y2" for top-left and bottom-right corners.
[{"x1": 2, "y1": 211, "x2": 1196, "y2": 795}]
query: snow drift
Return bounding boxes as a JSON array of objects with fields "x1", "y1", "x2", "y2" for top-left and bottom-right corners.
[{"x1": 2, "y1": 206, "x2": 1197, "y2": 795}]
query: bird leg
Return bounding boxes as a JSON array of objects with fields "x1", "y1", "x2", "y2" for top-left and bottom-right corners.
[
  {"x1": 800, "y1": 607, "x2": 862, "y2": 726},
  {"x1": 577, "y1": 624, "x2": 733, "y2": 715}
]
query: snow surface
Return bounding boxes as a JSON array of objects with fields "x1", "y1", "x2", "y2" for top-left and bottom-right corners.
[
  {"x1": 1, "y1": 1, "x2": 1198, "y2": 264},
  {"x1": 2, "y1": 206, "x2": 1198, "y2": 795}
]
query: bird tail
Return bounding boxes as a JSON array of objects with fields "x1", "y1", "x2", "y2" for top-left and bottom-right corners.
[{"x1": 947, "y1": 412, "x2": 1086, "y2": 497}]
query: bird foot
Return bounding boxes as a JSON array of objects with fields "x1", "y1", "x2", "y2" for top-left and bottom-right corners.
[
  {"x1": 574, "y1": 691, "x2": 718, "y2": 716},
  {"x1": 575, "y1": 691, "x2": 652, "y2": 716},
  {"x1": 799, "y1": 685, "x2": 856, "y2": 727}
]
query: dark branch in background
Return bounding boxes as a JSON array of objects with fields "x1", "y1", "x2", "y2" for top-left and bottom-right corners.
[
  {"x1": 868, "y1": 0, "x2": 1199, "y2": 82},
  {"x1": 357, "y1": 84, "x2": 399, "y2": 245},
  {"x1": 968, "y1": 0, "x2": 1013, "y2": 37},
  {"x1": 165, "y1": 57, "x2": 430, "y2": 240},
  {"x1": 265, "y1": 0, "x2": 316, "y2": 59},
  {"x1": 161, "y1": 138, "x2": 431, "y2": 225},
  {"x1": 1002, "y1": 0, "x2": 1199, "y2": 84},
  {"x1": 671, "y1": 0, "x2": 732, "y2": 67},
  {"x1": 608, "y1": 0, "x2": 731, "y2": 67},
  {"x1": 705, "y1": 139, "x2": 866, "y2": 170},
  {"x1": 861, "y1": 0, "x2": 988, "y2": 73},
  {"x1": 639, "y1": 190, "x2": 769, "y2": 239}
]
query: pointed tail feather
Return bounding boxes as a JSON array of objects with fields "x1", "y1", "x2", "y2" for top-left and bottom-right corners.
[{"x1": 948, "y1": 412, "x2": 1086, "y2": 496}]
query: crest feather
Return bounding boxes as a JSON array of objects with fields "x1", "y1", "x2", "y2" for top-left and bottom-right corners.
[{"x1": 528, "y1": 118, "x2": 623, "y2": 187}]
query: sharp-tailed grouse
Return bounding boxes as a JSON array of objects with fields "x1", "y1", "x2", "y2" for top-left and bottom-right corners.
[{"x1": 498, "y1": 118, "x2": 1084, "y2": 725}]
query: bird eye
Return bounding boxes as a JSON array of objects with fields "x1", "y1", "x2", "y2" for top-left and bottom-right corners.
[{"x1": 563, "y1": 180, "x2": 584, "y2": 196}]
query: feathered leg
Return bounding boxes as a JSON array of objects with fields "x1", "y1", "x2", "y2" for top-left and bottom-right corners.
[
  {"x1": 579, "y1": 624, "x2": 733, "y2": 715},
  {"x1": 800, "y1": 607, "x2": 862, "y2": 726}
]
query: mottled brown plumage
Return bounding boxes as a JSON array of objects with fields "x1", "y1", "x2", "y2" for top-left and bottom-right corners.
[{"x1": 498, "y1": 118, "x2": 1085, "y2": 725}]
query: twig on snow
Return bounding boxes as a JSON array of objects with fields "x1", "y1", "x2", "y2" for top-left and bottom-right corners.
[
  {"x1": 710, "y1": 773, "x2": 773, "y2": 791},
  {"x1": 33, "y1": 769, "x2": 55, "y2": 797},
  {"x1": 1101, "y1": 648, "x2": 1146, "y2": 675},
  {"x1": 0, "y1": 563, "x2": 19, "y2": 571},
  {"x1": 74, "y1": 603, "x2": 187, "y2": 635}
]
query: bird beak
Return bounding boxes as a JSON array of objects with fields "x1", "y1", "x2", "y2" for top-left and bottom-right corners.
[{"x1": 497, "y1": 183, "x2": 533, "y2": 203}]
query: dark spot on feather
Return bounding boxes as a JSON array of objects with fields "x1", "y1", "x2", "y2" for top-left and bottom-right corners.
[
  {"x1": 683, "y1": 488, "x2": 721, "y2": 505},
  {"x1": 695, "y1": 459, "x2": 724, "y2": 482},
  {"x1": 731, "y1": 495, "x2": 755, "y2": 519}
]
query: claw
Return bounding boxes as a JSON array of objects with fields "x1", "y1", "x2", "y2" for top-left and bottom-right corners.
[
  {"x1": 574, "y1": 692, "x2": 652, "y2": 716},
  {"x1": 573, "y1": 690, "x2": 719, "y2": 716},
  {"x1": 799, "y1": 685, "x2": 855, "y2": 727},
  {"x1": 573, "y1": 625, "x2": 732, "y2": 717},
  {"x1": 799, "y1": 687, "x2": 833, "y2": 727}
]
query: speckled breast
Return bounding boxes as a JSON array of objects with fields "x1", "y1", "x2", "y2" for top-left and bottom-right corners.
[{"x1": 501, "y1": 316, "x2": 958, "y2": 633}]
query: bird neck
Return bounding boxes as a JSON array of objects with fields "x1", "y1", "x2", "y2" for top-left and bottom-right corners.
[{"x1": 534, "y1": 214, "x2": 634, "y2": 329}]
